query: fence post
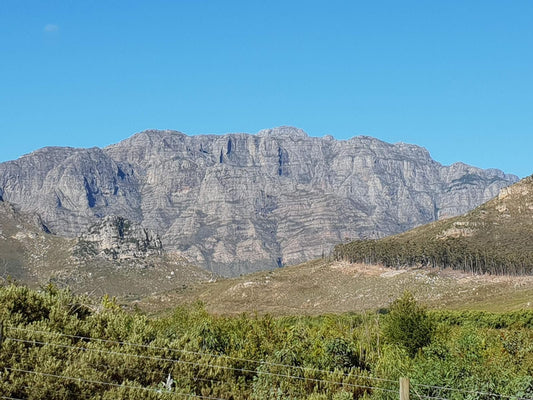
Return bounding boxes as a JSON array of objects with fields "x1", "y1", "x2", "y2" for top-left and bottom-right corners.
[
  {"x1": 0, "y1": 320, "x2": 3, "y2": 349},
  {"x1": 400, "y1": 377, "x2": 409, "y2": 400}
]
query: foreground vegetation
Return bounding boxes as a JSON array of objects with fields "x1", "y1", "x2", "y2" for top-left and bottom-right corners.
[{"x1": 1, "y1": 284, "x2": 533, "y2": 399}]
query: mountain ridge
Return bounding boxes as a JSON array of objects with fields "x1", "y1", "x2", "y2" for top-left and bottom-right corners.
[{"x1": 0, "y1": 127, "x2": 519, "y2": 276}]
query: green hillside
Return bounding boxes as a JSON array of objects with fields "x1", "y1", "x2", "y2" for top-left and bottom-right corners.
[{"x1": 334, "y1": 175, "x2": 533, "y2": 275}]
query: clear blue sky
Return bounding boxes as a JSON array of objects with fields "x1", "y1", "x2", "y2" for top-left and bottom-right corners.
[{"x1": 1, "y1": 1, "x2": 532, "y2": 177}]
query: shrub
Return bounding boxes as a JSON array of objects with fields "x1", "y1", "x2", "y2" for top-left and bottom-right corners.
[{"x1": 382, "y1": 291, "x2": 434, "y2": 357}]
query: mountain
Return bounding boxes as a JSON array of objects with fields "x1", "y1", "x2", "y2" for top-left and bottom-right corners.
[
  {"x1": 0, "y1": 127, "x2": 518, "y2": 276},
  {"x1": 334, "y1": 175, "x2": 533, "y2": 275}
]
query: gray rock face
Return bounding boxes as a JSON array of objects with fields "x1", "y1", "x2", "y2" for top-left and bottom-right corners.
[
  {"x1": 0, "y1": 146, "x2": 142, "y2": 236},
  {"x1": 75, "y1": 216, "x2": 163, "y2": 261},
  {"x1": 0, "y1": 127, "x2": 519, "y2": 276}
]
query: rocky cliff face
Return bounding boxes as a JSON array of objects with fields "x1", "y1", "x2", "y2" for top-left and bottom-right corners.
[
  {"x1": 74, "y1": 216, "x2": 163, "y2": 262},
  {"x1": 0, "y1": 127, "x2": 518, "y2": 276}
]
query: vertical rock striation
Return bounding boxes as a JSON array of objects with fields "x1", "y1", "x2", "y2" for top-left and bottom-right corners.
[{"x1": 0, "y1": 127, "x2": 518, "y2": 276}]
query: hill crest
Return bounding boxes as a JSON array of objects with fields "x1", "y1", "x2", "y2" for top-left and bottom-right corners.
[{"x1": 334, "y1": 175, "x2": 533, "y2": 275}]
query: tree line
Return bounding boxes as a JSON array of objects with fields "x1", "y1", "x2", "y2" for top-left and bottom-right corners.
[{"x1": 334, "y1": 236, "x2": 533, "y2": 275}]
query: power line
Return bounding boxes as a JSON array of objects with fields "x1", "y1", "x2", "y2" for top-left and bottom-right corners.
[
  {"x1": 4, "y1": 336, "x2": 396, "y2": 394},
  {"x1": 410, "y1": 383, "x2": 449, "y2": 400},
  {"x1": 10, "y1": 325, "x2": 530, "y2": 399},
  {"x1": 410, "y1": 382, "x2": 533, "y2": 400},
  {"x1": 4, "y1": 367, "x2": 227, "y2": 400},
  {"x1": 6, "y1": 325, "x2": 396, "y2": 384},
  {"x1": 6, "y1": 337, "x2": 248, "y2": 395}
]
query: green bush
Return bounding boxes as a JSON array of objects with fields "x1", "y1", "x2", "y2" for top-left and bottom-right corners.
[{"x1": 382, "y1": 291, "x2": 434, "y2": 357}]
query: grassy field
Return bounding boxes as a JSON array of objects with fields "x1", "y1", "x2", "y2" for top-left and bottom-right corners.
[{"x1": 137, "y1": 258, "x2": 533, "y2": 315}]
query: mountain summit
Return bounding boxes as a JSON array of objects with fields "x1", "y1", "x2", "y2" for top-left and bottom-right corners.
[{"x1": 0, "y1": 127, "x2": 518, "y2": 275}]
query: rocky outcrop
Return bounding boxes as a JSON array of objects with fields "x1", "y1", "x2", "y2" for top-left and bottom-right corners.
[
  {"x1": 0, "y1": 198, "x2": 212, "y2": 296},
  {"x1": 74, "y1": 216, "x2": 162, "y2": 261},
  {"x1": 0, "y1": 127, "x2": 518, "y2": 276}
]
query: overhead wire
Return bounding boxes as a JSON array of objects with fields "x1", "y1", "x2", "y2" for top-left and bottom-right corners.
[
  {"x1": 11, "y1": 325, "x2": 530, "y2": 399},
  {"x1": 4, "y1": 336, "x2": 396, "y2": 394},
  {"x1": 410, "y1": 381, "x2": 533, "y2": 400},
  {"x1": 410, "y1": 382, "x2": 449, "y2": 400},
  {"x1": 5, "y1": 325, "x2": 396, "y2": 384},
  {"x1": 4, "y1": 367, "x2": 228, "y2": 400}
]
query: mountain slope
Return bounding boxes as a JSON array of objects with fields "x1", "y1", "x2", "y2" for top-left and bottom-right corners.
[
  {"x1": 140, "y1": 177, "x2": 533, "y2": 315},
  {"x1": 0, "y1": 127, "x2": 518, "y2": 276},
  {"x1": 334, "y1": 175, "x2": 533, "y2": 274},
  {"x1": 0, "y1": 198, "x2": 212, "y2": 298},
  {"x1": 139, "y1": 259, "x2": 533, "y2": 315}
]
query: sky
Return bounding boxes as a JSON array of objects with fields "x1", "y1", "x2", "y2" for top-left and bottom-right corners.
[{"x1": 1, "y1": 1, "x2": 532, "y2": 177}]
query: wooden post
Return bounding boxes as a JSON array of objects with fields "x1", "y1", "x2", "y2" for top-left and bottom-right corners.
[
  {"x1": 0, "y1": 320, "x2": 3, "y2": 349},
  {"x1": 400, "y1": 377, "x2": 409, "y2": 400}
]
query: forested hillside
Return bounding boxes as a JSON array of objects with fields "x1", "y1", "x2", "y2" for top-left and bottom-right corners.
[
  {"x1": 2, "y1": 284, "x2": 533, "y2": 399},
  {"x1": 334, "y1": 176, "x2": 533, "y2": 275}
]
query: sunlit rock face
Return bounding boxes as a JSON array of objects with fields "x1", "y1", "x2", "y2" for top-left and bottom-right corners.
[{"x1": 0, "y1": 127, "x2": 518, "y2": 276}]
